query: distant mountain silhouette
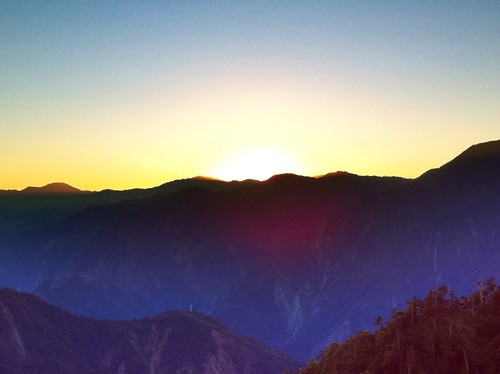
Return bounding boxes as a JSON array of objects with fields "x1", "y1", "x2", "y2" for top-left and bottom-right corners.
[
  {"x1": 0, "y1": 139, "x2": 499, "y2": 359},
  {"x1": 0, "y1": 177, "x2": 257, "y2": 230},
  {"x1": 0, "y1": 288, "x2": 301, "y2": 374},
  {"x1": 20, "y1": 182, "x2": 85, "y2": 194}
]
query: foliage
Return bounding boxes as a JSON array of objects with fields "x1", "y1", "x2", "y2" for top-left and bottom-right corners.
[{"x1": 300, "y1": 279, "x2": 500, "y2": 373}]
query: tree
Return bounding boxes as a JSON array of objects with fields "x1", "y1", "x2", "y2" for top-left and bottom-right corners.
[{"x1": 300, "y1": 279, "x2": 500, "y2": 373}]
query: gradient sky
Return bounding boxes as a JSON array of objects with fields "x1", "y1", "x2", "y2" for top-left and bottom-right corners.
[{"x1": 1, "y1": 1, "x2": 499, "y2": 190}]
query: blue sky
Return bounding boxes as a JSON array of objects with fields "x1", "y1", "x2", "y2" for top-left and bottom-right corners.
[{"x1": 1, "y1": 1, "x2": 499, "y2": 189}]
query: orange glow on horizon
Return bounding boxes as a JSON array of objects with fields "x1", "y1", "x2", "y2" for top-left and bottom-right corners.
[{"x1": 210, "y1": 148, "x2": 301, "y2": 181}]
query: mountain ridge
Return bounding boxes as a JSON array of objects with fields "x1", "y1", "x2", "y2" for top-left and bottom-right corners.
[
  {"x1": 3, "y1": 139, "x2": 499, "y2": 194},
  {"x1": 20, "y1": 182, "x2": 85, "y2": 194},
  {"x1": 0, "y1": 287, "x2": 302, "y2": 374},
  {"x1": 0, "y1": 139, "x2": 499, "y2": 359}
]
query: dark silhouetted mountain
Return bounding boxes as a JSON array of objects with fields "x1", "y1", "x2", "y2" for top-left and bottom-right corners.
[
  {"x1": 20, "y1": 182, "x2": 85, "y2": 195},
  {"x1": 300, "y1": 279, "x2": 500, "y2": 373},
  {"x1": 0, "y1": 177, "x2": 256, "y2": 230},
  {"x1": 0, "y1": 140, "x2": 499, "y2": 360},
  {"x1": 421, "y1": 139, "x2": 500, "y2": 178},
  {"x1": 0, "y1": 288, "x2": 301, "y2": 374}
]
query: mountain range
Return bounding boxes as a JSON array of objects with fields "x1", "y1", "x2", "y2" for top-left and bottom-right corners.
[{"x1": 0, "y1": 139, "x2": 499, "y2": 360}]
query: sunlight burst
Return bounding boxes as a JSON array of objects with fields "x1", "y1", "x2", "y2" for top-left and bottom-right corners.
[{"x1": 211, "y1": 148, "x2": 299, "y2": 181}]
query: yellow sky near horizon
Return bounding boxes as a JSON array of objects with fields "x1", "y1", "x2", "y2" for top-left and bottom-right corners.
[{"x1": 1, "y1": 2, "x2": 499, "y2": 191}]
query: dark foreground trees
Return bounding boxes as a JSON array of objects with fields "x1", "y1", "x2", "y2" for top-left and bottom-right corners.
[{"x1": 301, "y1": 279, "x2": 500, "y2": 373}]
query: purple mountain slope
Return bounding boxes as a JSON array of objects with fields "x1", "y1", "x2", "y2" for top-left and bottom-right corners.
[{"x1": 0, "y1": 288, "x2": 302, "y2": 374}]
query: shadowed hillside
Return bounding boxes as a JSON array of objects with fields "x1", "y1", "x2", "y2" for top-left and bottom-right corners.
[{"x1": 0, "y1": 288, "x2": 301, "y2": 374}]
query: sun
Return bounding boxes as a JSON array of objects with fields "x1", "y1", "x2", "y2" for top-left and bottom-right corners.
[{"x1": 211, "y1": 148, "x2": 300, "y2": 181}]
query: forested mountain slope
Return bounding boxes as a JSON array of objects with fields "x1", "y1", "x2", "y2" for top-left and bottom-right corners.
[{"x1": 300, "y1": 279, "x2": 500, "y2": 373}]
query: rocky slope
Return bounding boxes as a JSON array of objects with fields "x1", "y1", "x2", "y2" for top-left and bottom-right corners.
[{"x1": 0, "y1": 288, "x2": 301, "y2": 374}]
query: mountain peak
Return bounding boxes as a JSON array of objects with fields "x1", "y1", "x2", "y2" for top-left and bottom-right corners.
[
  {"x1": 451, "y1": 139, "x2": 500, "y2": 164},
  {"x1": 419, "y1": 139, "x2": 500, "y2": 180},
  {"x1": 434, "y1": 140, "x2": 500, "y2": 175},
  {"x1": 21, "y1": 182, "x2": 83, "y2": 194},
  {"x1": 266, "y1": 173, "x2": 314, "y2": 183}
]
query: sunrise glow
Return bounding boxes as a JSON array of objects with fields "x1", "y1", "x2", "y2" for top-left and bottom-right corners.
[
  {"x1": 211, "y1": 148, "x2": 300, "y2": 181},
  {"x1": 0, "y1": 2, "x2": 498, "y2": 191}
]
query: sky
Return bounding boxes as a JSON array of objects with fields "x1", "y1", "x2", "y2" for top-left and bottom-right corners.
[{"x1": 1, "y1": 1, "x2": 499, "y2": 190}]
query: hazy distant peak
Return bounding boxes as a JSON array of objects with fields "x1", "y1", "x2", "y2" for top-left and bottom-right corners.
[
  {"x1": 318, "y1": 171, "x2": 357, "y2": 179},
  {"x1": 21, "y1": 182, "x2": 83, "y2": 194},
  {"x1": 192, "y1": 175, "x2": 224, "y2": 181},
  {"x1": 265, "y1": 173, "x2": 313, "y2": 183}
]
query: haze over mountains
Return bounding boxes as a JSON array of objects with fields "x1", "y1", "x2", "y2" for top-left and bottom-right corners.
[{"x1": 0, "y1": 140, "x2": 499, "y2": 361}]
